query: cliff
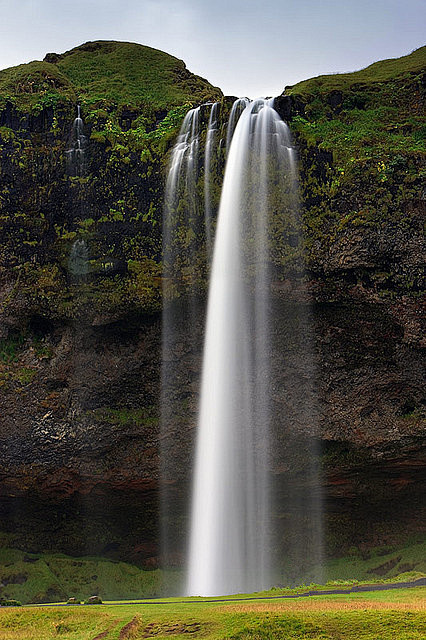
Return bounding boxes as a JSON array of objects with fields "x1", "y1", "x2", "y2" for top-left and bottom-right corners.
[{"x1": 0, "y1": 42, "x2": 424, "y2": 598}]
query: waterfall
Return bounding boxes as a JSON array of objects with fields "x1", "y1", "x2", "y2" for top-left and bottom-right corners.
[
  {"x1": 162, "y1": 98, "x2": 322, "y2": 597},
  {"x1": 161, "y1": 107, "x2": 203, "y2": 574},
  {"x1": 226, "y1": 97, "x2": 249, "y2": 152},
  {"x1": 186, "y1": 98, "x2": 298, "y2": 596},
  {"x1": 68, "y1": 239, "x2": 89, "y2": 282},
  {"x1": 66, "y1": 105, "x2": 90, "y2": 278},
  {"x1": 163, "y1": 106, "x2": 201, "y2": 293},
  {"x1": 66, "y1": 105, "x2": 88, "y2": 176},
  {"x1": 165, "y1": 107, "x2": 200, "y2": 216},
  {"x1": 204, "y1": 102, "x2": 219, "y2": 257}
]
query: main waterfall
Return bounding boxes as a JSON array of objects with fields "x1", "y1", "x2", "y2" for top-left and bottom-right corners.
[
  {"x1": 187, "y1": 99, "x2": 296, "y2": 596},
  {"x1": 162, "y1": 97, "x2": 322, "y2": 597}
]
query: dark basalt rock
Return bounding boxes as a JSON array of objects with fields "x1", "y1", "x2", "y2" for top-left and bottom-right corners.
[
  {"x1": 44, "y1": 53, "x2": 61, "y2": 65},
  {"x1": 274, "y1": 94, "x2": 306, "y2": 119},
  {"x1": 326, "y1": 90, "x2": 344, "y2": 113}
]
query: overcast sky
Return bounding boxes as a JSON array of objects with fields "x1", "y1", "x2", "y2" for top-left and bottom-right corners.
[{"x1": 0, "y1": 0, "x2": 424, "y2": 97}]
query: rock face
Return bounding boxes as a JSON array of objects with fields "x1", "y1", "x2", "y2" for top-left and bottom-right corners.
[{"x1": 0, "y1": 43, "x2": 424, "y2": 568}]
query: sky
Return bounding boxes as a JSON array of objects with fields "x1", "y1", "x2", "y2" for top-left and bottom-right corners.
[{"x1": 0, "y1": 0, "x2": 424, "y2": 97}]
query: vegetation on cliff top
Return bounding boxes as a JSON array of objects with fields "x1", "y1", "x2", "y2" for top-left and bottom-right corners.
[
  {"x1": 54, "y1": 41, "x2": 222, "y2": 109},
  {"x1": 0, "y1": 40, "x2": 222, "y2": 112},
  {"x1": 287, "y1": 45, "x2": 426, "y2": 95},
  {"x1": 285, "y1": 45, "x2": 425, "y2": 163},
  {"x1": 0, "y1": 43, "x2": 423, "y2": 321},
  {"x1": 280, "y1": 46, "x2": 425, "y2": 292},
  {"x1": 0, "y1": 43, "x2": 424, "y2": 324},
  {"x1": 0, "y1": 42, "x2": 223, "y2": 322}
]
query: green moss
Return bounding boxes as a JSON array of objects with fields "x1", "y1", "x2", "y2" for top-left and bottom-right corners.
[
  {"x1": 0, "y1": 334, "x2": 25, "y2": 364},
  {"x1": 291, "y1": 106, "x2": 425, "y2": 165},
  {"x1": 91, "y1": 406, "x2": 158, "y2": 427},
  {"x1": 0, "y1": 126, "x2": 17, "y2": 143},
  {"x1": 14, "y1": 367, "x2": 37, "y2": 385},
  {"x1": 284, "y1": 47, "x2": 426, "y2": 286},
  {"x1": 0, "y1": 366, "x2": 37, "y2": 389},
  {"x1": 287, "y1": 46, "x2": 426, "y2": 96}
]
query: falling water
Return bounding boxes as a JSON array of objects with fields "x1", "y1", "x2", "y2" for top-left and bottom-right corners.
[
  {"x1": 66, "y1": 105, "x2": 88, "y2": 176},
  {"x1": 163, "y1": 107, "x2": 201, "y2": 289},
  {"x1": 204, "y1": 102, "x2": 219, "y2": 257},
  {"x1": 161, "y1": 107, "x2": 203, "y2": 574},
  {"x1": 165, "y1": 107, "x2": 200, "y2": 217},
  {"x1": 162, "y1": 97, "x2": 322, "y2": 596},
  {"x1": 68, "y1": 239, "x2": 89, "y2": 281},
  {"x1": 186, "y1": 99, "x2": 299, "y2": 596},
  {"x1": 66, "y1": 105, "x2": 90, "y2": 278},
  {"x1": 225, "y1": 97, "x2": 249, "y2": 152}
]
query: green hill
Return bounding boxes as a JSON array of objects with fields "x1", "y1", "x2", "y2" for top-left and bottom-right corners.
[
  {"x1": 282, "y1": 45, "x2": 425, "y2": 161},
  {"x1": 287, "y1": 45, "x2": 426, "y2": 95},
  {"x1": 0, "y1": 40, "x2": 222, "y2": 111}
]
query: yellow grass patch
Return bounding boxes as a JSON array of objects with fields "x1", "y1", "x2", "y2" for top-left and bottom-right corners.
[{"x1": 219, "y1": 598, "x2": 426, "y2": 614}]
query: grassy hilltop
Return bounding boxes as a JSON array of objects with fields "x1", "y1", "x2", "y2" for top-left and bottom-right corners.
[
  {"x1": 288, "y1": 45, "x2": 426, "y2": 94},
  {"x1": 285, "y1": 45, "x2": 426, "y2": 163},
  {"x1": 0, "y1": 40, "x2": 222, "y2": 111}
]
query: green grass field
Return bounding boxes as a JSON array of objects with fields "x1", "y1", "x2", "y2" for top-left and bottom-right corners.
[{"x1": 0, "y1": 586, "x2": 424, "y2": 639}]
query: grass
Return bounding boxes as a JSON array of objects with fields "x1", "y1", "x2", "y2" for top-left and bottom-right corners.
[
  {"x1": 324, "y1": 541, "x2": 426, "y2": 583},
  {"x1": 0, "y1": 60, "x2": 76, "y2": 109},
  {"x1": 90, "y1": 407, "x2": 158, "y2": 428},
  {"x1": 282, "y1": 45, "x2": 426, "y2": 262},
  {"x1": 0, "y1": 41, "x2": 222, "y2": 112},
  {"x1": 0, "y1": 587, "x2": 424, "y2": 639},
  {"x1": 56, "y1": 41, "x2": 222, "y2": 109},
  {"x1": 285, "y1": 45, "x2": 426, "y2": 168},
  {"x1": 287, "y1": 45, "x2": 426, "y2": 96}
]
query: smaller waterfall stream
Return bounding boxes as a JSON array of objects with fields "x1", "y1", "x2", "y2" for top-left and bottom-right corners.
[
  {"x1": 68, "y1": 239, "x2": 89, "y2": 281},
  {"x1": 226, "y1": 97, "x2": 249, "y2": 152},
  {"x1": 204, "y1": 103, "x2": 219, "y2": 256},
  {"x1": 165, "y1": 107, "x2": 200, "y2": 213},
  {"x1": 66, "y1": 105, "x2": 88, "y2": 176},
  {"x1": 66, "y1": 105, "x2": 89, "y2": 277},
  {"x1": 164, "y1": 107, "x2": 201, "y2": 290},
  {"x1": 161, "y1": 107, "x2": 203, "y2": 571}
]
